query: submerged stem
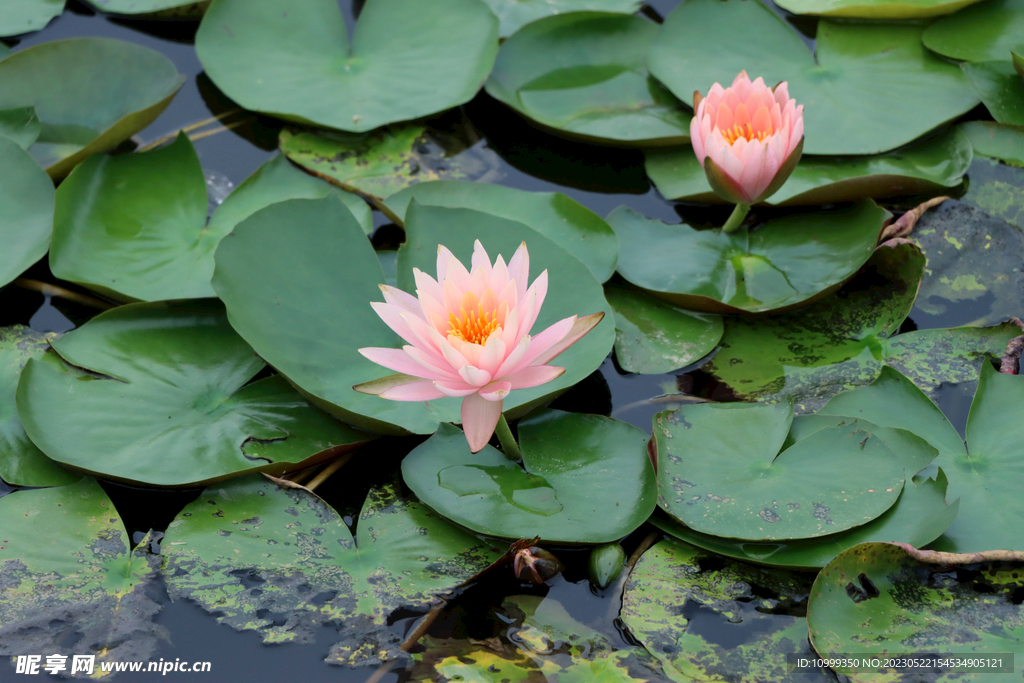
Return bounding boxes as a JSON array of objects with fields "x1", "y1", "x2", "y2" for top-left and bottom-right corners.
[
  {"x1": 721, "y1": 203, "x2": 751, "y2": 234},
  {"x1": 494, "y1": 414, "x2": 522, "y2": 461}
]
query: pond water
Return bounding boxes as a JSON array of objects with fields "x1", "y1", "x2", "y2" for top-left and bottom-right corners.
[{"x1": 1, "y1": 1, "x2": 1021, "y2": 681}]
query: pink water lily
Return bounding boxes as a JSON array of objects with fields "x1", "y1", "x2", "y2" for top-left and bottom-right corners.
[
  {"x1": 355, "y1": 241, "x2": 603, "y2": 453},
  {"x1": 691, "y1": 70, "x2": 804, "y2": 208}
]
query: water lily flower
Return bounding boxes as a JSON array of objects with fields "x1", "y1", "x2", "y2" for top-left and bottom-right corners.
[
  {"x1": 355, "y1": 241, "x2": 603, "y2": 453},
  {"x1": 691, "y1": 70, "x2": 804, "y2": 231}
]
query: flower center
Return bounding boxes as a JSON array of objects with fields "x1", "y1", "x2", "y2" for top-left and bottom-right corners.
[
  {"x1": 721, "y1": 123, "x2": 771, "y2": 146},
  {"x1": 448, "y1": 305, "x2": 500, "y2": 345}
]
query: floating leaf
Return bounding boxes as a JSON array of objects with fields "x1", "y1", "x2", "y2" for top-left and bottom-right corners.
[
  {"x1": 605, "y1": 282, "x2": 722, "y2": 374},
  {"x1": 773, "y1": 0, "x2": 984, "y2": 17},
  {"x1": 16, "y1": 301, "x2": 371, "y2": 486},
  {"x1": 961, "y1": 157, "x2": 1024, "y2": 231},
  {"x1": 654, "y1": 403, "x2": 906, "y2": 541},
  {"x1": 621, "y1": 537, "x2": 824, "y2": 683},
  {"x1": 0, "y1": 479, "x2": 165, "y2": 666},
  {"x1": 161, "y1": 476, "x2": 501, "y2": 666},
  {"x1": 923, "y1": 0, "x2": 1024, "y2": 63},
  {"x1": 385, "y1": 180, "x2": 618, "y2": 282},
  {"x1": 481, "y1": 0, "x2": 640, "y2": 38},
  {"x1": 960, "y1": 121, "x2": 1024, "y2": 166},
  {"x1": 962, "y1": 61, "x2": 1024, "y2": 126},
  {"x1": 700, "y1": 240, "x2": 1020, "y2": 411},
  {"x1": 908, "y1": 198, "x2": 1024, "y2": 325},
  {"x1": 209, "y1": 153, "x2": 372, "y2": 237},
  {"x1": 0, "y1": 0, "x2": 64, "y2": 38},
  {"x1": 485, "y1": 13, "x2": 690, "y2": 147},
  {"x1": 0, "y1": 106, "x2": 40, "y2": 150},
  {"x1": 645, "y1": 128, "x2": 972, "y2": 205},
  {"x1": 0, "y1": 327, "x2": 79, "y2": 487},
  {"x1": 402, "y1": 410, "x2": 656, "y2": 544},
  {"x1": 196, "y1": 0, "x2": 497, "y2": 133},
  {"x1": 214, "y1": 199, "x2": 613, "y2": 434},
  {"x1": 608, "y1": 200, "x2": 888, "y2": 314},
  {"x1": 0, "y1": 136, "x2": 53, "y2": 289},
  {"x1": 84, "y1": 0, "x2": 208, "y2": 16},
  {"x1": 0, "y1": 38, "x2": 184, "y2": 179},
  {"x1": 648, "y1": 0, "x2": 978, "y2": 155},
  {"x1": 280, "y1": 126, "x2": 502, "y2": 205},
  {"x1": 808, "y1": 543, "x2": 1024, "y2": 678}
]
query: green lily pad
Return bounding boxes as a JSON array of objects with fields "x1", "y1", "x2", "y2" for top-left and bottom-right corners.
[
  {"x1": 0, "y1": 479, "x2": 164, "y2": 666},
  {"x1": 0, "y1": 136, "x2": 54, "y2": 289},
  {"x1": 962, "y1": 61, "x2": 1024, "y2": 126},
  {"x1": 1016, "y1": 50, "x2": 1024, "y2": 76},
  {"x1": 645, "y1": 128, "x2": 972, "y2": 205},
  {"x1": 0, "y1": 0, "x2": 64, "y2": 37},
  {"x1": 16, "y1": 300, "x2": 371, "y2": 487},
  {"x1": 214, "y1": 198, "x2": 614, "y2": 434},
  {"x1": 621, "y1": 537, "x2": 825, "y2": 683},
  {"x1": 210, "y1": 153, "x2": 372, "y2": 237},
  {"x1": 482, "y1": 0, "x2": 640, "y2": 38},
  {"x1": 385, "y1": 180, "x2": 618, "y2": 282},
  {"x1": 0, "y1": 107, "x2": 41, "y2": 149},
  {"x1": 608, "y1": 200, "x2": 888, "y2": 314},
  {"x1": 605, "y1": 282, "x2": 722, "y2": 374},
  {"x1": 196, "y1": 0, "x2": 497, "y2": 133},
  {"x1": 960, "y1": 121, "x2": 1024, "y2": 166},
  {"x1": 773, "y1": 0, "x2": 984, "y2": 17},
  {"x1": 484, "y1": 13, "x2": 690, "y2": 147},
  {"x1": 84, "y1": 0, "x2": 208, "y2": 16},
  {"x1": 808, "y1": 543, "x2": 1024, "y2": 678},
  {"x1": 0, "y1": 38, "x2": 184, "y2": 180},
  {"x1": 648, "y1": 0, "x2": 979, "y2": 155},
  {"x1": 654, "y1": 403, "x2": 905, "y2": 541},
  {"x1": 923, "y1": 0, "x2": 1024, "y2": 64},
  {"x1": 279, "y1": 126, "x2": 502, "y2": 207},
  {"x1": 0, "y1": 327, "x2": 79, "y2": 487},
  {"x1": 51, "y1": 138, "x2": 371, "y2": 302},
  {"x1": 908, "y1": 199, "x2": 1024, "y2": 325},
  {"x1": 162, "y1": 476, "x2": 500, "y2": 666},
  {"x1": 402, "y1": 410, "x2": 656, "y2": 544},
  {"x1": 928, "y1": 363, "x2": 1024, "y2": 553}
]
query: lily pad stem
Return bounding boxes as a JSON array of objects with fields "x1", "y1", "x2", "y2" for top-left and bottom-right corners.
[
  {"x1": 721, "y1": 203, "x2": 750, "y2": 234},
  {"x1": 495, "y1": 414, "x2": 522, "y2": 461}
]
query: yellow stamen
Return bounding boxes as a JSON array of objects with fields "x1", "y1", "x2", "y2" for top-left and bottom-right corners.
[
  {"x1": 721, "y1": 123, "x2": 771, "y2": 145},
  {"x1": 448, "y1": 305, "x2": 500, "y2": 345}
]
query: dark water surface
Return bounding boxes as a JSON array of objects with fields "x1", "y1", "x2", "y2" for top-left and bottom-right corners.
[{"x1": 0, "y1": 2, "x2": 992, "y2": 681}]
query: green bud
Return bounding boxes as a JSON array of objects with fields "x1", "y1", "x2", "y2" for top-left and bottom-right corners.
[{"x1": 588, "y1": 542, "x2": 626, "y2": 589}]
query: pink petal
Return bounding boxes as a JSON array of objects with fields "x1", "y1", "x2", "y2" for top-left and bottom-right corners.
[
  {"x1": 690, "y1": 116, "x2": 704, "y2": 161},
  {"x1": 471, "y1": 240, "x2": 492, "y2": 275},
  {"x1": 515, "y1": 315, "x2": 576, "y2": 369},
  {"x1": 358, "y1": 347, "x2": 437, "y2": 379},
  {"x1": 493, "y1": 335, "x2": 532, "y2": 378},
  {"x1": 434, "y1": 379, "x2": 480, "y2": 397},
  {"x1": 461, "y1": 393, "x2": 503, "y2": 453},
  {"x1": 504, "y1": 365, "x2": 565, "y2": 390},
  {"x1": 414, "y1": 268, "x2": 443, "y2": 308},
  {"x1": 441, "y1": 339, "x2": 471, "y2": 371},
  {"x1": 477, "y1": 335, "x2": 506, "y2": 376},
  {"x1": 379, "y1": 380, "x2": 446, "y2": 401},
  {"x1": 404, "y1": 344, "x2": 462, "y2": 380},
  {"x1": 370, "y1": 302, "x2": 421, "y2": 347},
  {"x1": 479, "y1": 380, "x2": 512, "y2": 401},
  {"x1": 506, "y1": 242, "x2": 530, "y2": 302},
  {"x1": 379, "y1": 284, "x2": 423, "y2": 319},
  {"x1": 530, "y1": 312, "x2": 604, "y2": 366},
  {"x1": 517, "y1": 270, "x2": 548, "y2": 336},
  {"x1": 459, "y1": 364, "x2": 492, "y2": 387}
]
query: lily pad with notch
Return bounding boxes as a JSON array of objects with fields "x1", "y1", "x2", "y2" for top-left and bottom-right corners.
[
  {"x1": 605, "y1": 281, "x2": 723, "y2": 374},
  {"x1": 161, "y1": 476, "x2": 501, "y2": 666},
  {"x1": 0, "y1": 135, "x2": 54, "y2": 290},
  {"x1": 645, "y1": 128, "x2": 972, "y2": 205},
  {"x1": 52, "y1": 138, "x2": 372, "y2": 302},
  {"x1": 402, "y1": 410, "x2": 656, "y2": 544},
  {"x1": 484, "y1": 12, "x2": 691, "y2": 147},
  {"x1": 608, "y1": 200, "x2": 888, "y2": 314},
  {"x1": 482, "y1": 0, "x2": 640, "y2": 38},
  {"x1": 0, "y1": 479, "x2": 165, "y2": 667},
  {"x1": 621, "y1": 536, "x2": 826, "y2": 683},
  {"x1": 280, "y1": 125, "x2": 502, "y2": 208},
  {"x1": 0, "y1": 106, "x2": 41, "y2": 150},
  {"x1": 0, "y1": 326, "x2": 79, "y2": 487},
  {"x1": 0, "y1": 0, "x2": 64, "y2": 38},
  {"x1": 0, "y1": 37, "x2": 184, "y2": 180},
  {"x1": 385, "y1": 180, "x2": 618, "y2": 282},
  {"x1": 648, "y1": 0, "x2": 979, "y2": 155},
  {"x1": 923, "y1": 0, "x2": 1024, "y2": 64},
  {"x1": 808, "y1": 543, "x2": 1024, "y2": 678},
  {"x1": 213, "y1": 199, "x2": 614, "y2": 435},
  {"x1": 196, "y1": 0, "x2": 497, "y2": 133},
  {"x1": 960, "y1": 121, "x2": 1024, "y2": 166},
  {"x1": 653, "y1": 402, "x2": 905, "y2": 541},
  {"x1": 16, "y1": 300, "x2": 372, "y2": 487},
  {"x1": 962, "y1": 60, "x2": 1024, "y2": 126}
]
